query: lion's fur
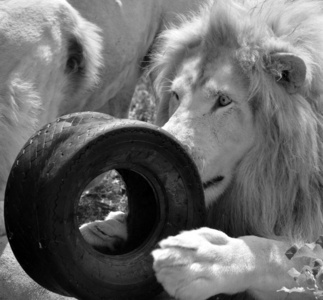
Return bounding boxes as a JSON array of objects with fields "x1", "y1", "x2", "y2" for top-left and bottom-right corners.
[
  {"x1": 0, "y1": 0, "x2": 103, "y2": 205},
  {"x1": 151, "y1": 0, "x2": 323, "y2": 244}
]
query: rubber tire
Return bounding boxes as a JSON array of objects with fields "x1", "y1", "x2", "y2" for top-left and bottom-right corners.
[{"x1": 4, "y1": 112, "x2": 206, "y2": 300}]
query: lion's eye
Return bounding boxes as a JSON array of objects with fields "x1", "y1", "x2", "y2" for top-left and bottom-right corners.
[
  {"x1": 218, "y1": 95, "x2": 232, "y2": 107},
  {"x1": 172, "y1": 91, "x2": 179, "y2": 101}
]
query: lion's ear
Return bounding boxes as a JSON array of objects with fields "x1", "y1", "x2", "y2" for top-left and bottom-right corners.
[{"x1": 267, "y1": 53, "x2": 306, "y2": 94}]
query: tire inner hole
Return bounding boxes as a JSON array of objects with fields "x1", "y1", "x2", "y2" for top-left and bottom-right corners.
[{"x1": 77, "y1": 169, "x2": 159, "y2": 255}]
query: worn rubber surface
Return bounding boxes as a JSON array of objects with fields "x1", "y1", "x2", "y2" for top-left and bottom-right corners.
[{"x1": 4, "y1": 112, "x2": 206, "y2": 300}]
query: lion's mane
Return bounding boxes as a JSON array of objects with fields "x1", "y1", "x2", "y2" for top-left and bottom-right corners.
[{"x1": 151, "y1": 0, "x2": 323, "y2": 243}]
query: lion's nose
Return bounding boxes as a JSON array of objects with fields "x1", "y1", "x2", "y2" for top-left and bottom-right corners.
[
  {"x1": 164, "y1": 128, "x2": 204, "y2": 172},
  {"x1": 180, "y1": 142, "x2": 192, "y2": 156},
  {"x1": 176, "y1": 142, "x2": 203, "y2": 170}
]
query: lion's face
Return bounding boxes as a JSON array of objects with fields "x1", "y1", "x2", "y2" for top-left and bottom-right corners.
[
  {"x1": 162, "y1": 51, "x2": 255, "y2": 205},
  {"x1": 153, "y1": 0, "x2": 320, "y2": 240}
]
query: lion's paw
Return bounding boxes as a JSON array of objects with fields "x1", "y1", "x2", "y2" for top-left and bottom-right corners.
[
  {"x1": 152, "y1": 228, "x2": 253, "y2": 300},
  {"x1": 79, "y1": 211, "x2": 127, "y2": 252}
]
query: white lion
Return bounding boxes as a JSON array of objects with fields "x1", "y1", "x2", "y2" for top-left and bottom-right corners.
[
  {"x1": 0, "y1": 0, "x2": 206, "y2": 237},
  {"x1": 82, "y1": 0, "x2": 323, "y2": 299}
]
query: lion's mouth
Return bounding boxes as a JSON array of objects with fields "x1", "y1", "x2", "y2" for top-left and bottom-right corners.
[{"x1": 203, "y1": 176, "x2": 224, "y2": 189}]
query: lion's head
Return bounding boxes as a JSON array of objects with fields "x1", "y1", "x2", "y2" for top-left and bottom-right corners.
[{"x1": 151, "y1": 0, "x2": 323, "y2": 243}]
